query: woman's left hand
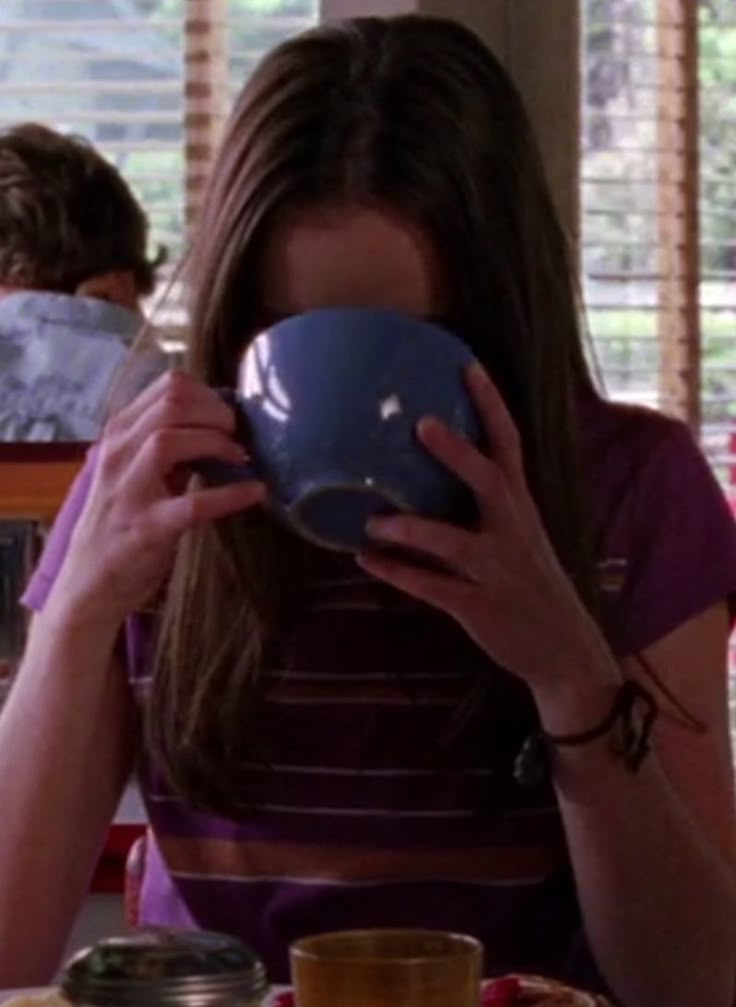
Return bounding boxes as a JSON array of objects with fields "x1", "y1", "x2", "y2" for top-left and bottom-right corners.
[{"x1": 358, "y1": 362, "x2": 610, "y2": 695}]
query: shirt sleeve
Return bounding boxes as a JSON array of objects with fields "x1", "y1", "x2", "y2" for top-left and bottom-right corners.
[
  {"x1": 617, "y1": 419, "x2": 736, "y2": 656},
  {"x1": 21, "y1": 448, "x2": 97, "y2": 611}
]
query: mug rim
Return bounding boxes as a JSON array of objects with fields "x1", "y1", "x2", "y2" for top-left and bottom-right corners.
[
  {"x1": 288, "y1": 478, "x2": 411, "y2": 553},
  {"x1": 289, "y1": 929, "x2": 483, "y2": 965}
]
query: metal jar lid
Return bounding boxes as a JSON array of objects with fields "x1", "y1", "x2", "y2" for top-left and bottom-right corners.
[{"x1": 60, "y1": 928, "x2": 268, "y2": 1007}]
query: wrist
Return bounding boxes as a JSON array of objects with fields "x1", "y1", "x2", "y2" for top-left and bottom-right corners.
[
  {"x1": 19, "y1": 605, "x2": 122, "y2": 695},
  {"x1": 530, "y1": 646, "x2": 622, "y2": 736},
  {"x1": 520, "y1": 674, "x2": 660, "y2": 799},
  {"x1": 38, "y1": 576, "x2": 126, "y2": 642}
]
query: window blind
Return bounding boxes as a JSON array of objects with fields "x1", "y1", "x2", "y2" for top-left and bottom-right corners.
[
  {"x1": 582, "y1": 0, "x2": 736, "y2": 742},
  {"x1": 0, "y1": 0, "x2": 318, "y2": 298},
  {"x1": 699, "y1": 1, "x2": 736, "y2": 495},
  {"x1": 184, "y1": 1, "x2": 318, "y2": 227},
  {"x1": 583, "y1": 0, "x2": 696, "y2": 416}
]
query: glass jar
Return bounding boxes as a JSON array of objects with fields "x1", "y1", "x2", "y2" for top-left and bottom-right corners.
[{"x1": 60, "y1": 928, "x2": 268, "y2": 1007}]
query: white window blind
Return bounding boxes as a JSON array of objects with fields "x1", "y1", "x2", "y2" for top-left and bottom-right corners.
[
  {"x1": 582, "y1": 0, "x2": 736, "y2": 740},
  {"x1": 0, "y1": 0, "x2": 319, "y2": 290}
]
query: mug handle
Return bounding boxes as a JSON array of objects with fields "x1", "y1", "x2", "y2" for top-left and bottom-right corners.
[{"x1": 191, "y1": 387, "x2": 259, "y2": 484}]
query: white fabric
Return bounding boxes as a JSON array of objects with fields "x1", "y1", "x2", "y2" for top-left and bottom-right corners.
[{"x1": 0, "y1": 291, "x2": 167, "y2": 441}]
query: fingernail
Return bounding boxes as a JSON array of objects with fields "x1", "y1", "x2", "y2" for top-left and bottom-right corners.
[
  {"x1": 417, "y1": 416, "x2": 442, "y2": 438},
  {"x1": 366, "y1": 517, "x2": 390, "y2": 538}
]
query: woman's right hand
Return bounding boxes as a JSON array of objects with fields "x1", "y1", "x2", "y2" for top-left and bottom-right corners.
[{"x1": 48, "y1": 370, "x2": 267, "y2": 628}]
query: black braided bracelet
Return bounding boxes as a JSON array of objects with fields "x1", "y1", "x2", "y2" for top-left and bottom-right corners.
[{"x1": 514, "y1": 679, "x2": 659, "y2": 789}]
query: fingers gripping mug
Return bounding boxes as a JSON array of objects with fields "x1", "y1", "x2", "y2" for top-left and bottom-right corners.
[{"x1": 198, "y1": 307, "x2": 481, "y2": 553}]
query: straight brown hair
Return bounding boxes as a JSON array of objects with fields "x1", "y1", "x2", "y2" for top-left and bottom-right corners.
[{"x1": 148, "y1": 15, "x2": 602, "y2": 816}]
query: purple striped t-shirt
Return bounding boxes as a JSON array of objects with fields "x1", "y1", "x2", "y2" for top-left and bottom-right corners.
[{"x1": 22, "y1": 397, "x2": 736, "y2": 991}]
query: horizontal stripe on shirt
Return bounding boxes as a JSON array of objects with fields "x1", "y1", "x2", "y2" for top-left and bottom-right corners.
[
  {"x1": 143, "y1": 786, "x2": 562, "y2": 849},
  {"x1": 132, "y1": 671, "x2": 467, "y2": 688},
  {"x1": 238, "y1": 762, "x2": 498, "y2": 778},
  {"x1": 158, "y1": 836, "x2": 568, "y2": 885},
  {"x1": 150, "y1": 797, "x2": 475, "y2": 819},
  {"x1": 145, "y1": 763, "x2": 533, "y2": 816},
  {"x1": 133, "y1": 671, "x2": 471, "y2": 709},
  {"x1": 170, "y1": 873, "x2": 557, "y2": 889},
  {"x1": 267, "y1": 670, "x2": 465, "y2": 681}
]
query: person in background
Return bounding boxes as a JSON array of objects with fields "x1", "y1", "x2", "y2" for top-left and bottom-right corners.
[
  {"x1": 1, "y1": 17, "x2": 736, "y2": 1007},
  {"x1": 0, "y1": 122, "x2": 167, "y2": 441},
  {"x1": 0, "y1": 123, "x2": 167, "y2": 718}
]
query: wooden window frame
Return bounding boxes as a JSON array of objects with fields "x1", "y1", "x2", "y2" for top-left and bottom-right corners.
[
  {"x1": 657, "y1": 0, "x2": 701, "y2": 429},
  {"x1": 184, "y1": 0, "x2": 229, "y2": 230}
]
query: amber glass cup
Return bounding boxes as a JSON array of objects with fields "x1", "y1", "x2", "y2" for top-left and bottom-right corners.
[{"x1": 290, "y1": 929, "x2": 482, "y2": 1007}]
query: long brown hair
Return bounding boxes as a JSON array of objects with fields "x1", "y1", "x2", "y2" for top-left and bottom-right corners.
[{"x1": 148, "y1": 15, "x2": 601, "y2": 814}]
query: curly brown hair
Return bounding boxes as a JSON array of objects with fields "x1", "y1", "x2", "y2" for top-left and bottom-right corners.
[{"x1": 0, "y1": 122, "x2": 163, "y2": 294}]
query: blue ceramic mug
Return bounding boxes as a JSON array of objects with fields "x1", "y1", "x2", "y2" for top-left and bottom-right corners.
[{"x1": 201, "y1": 307, "x2": 481, "y2": 552}]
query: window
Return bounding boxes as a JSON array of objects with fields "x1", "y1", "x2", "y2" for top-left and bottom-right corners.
[
  {"x1": 581, "y1": 0, "x2": 736, "y2": 737},
  {"x1": 0, "y1": 0, "x2": 319, "y2": 294}
]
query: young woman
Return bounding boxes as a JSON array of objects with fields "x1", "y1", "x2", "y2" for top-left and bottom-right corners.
[{"x1": 1, "y1": 16, "x2": 735, "y2": 1007}]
